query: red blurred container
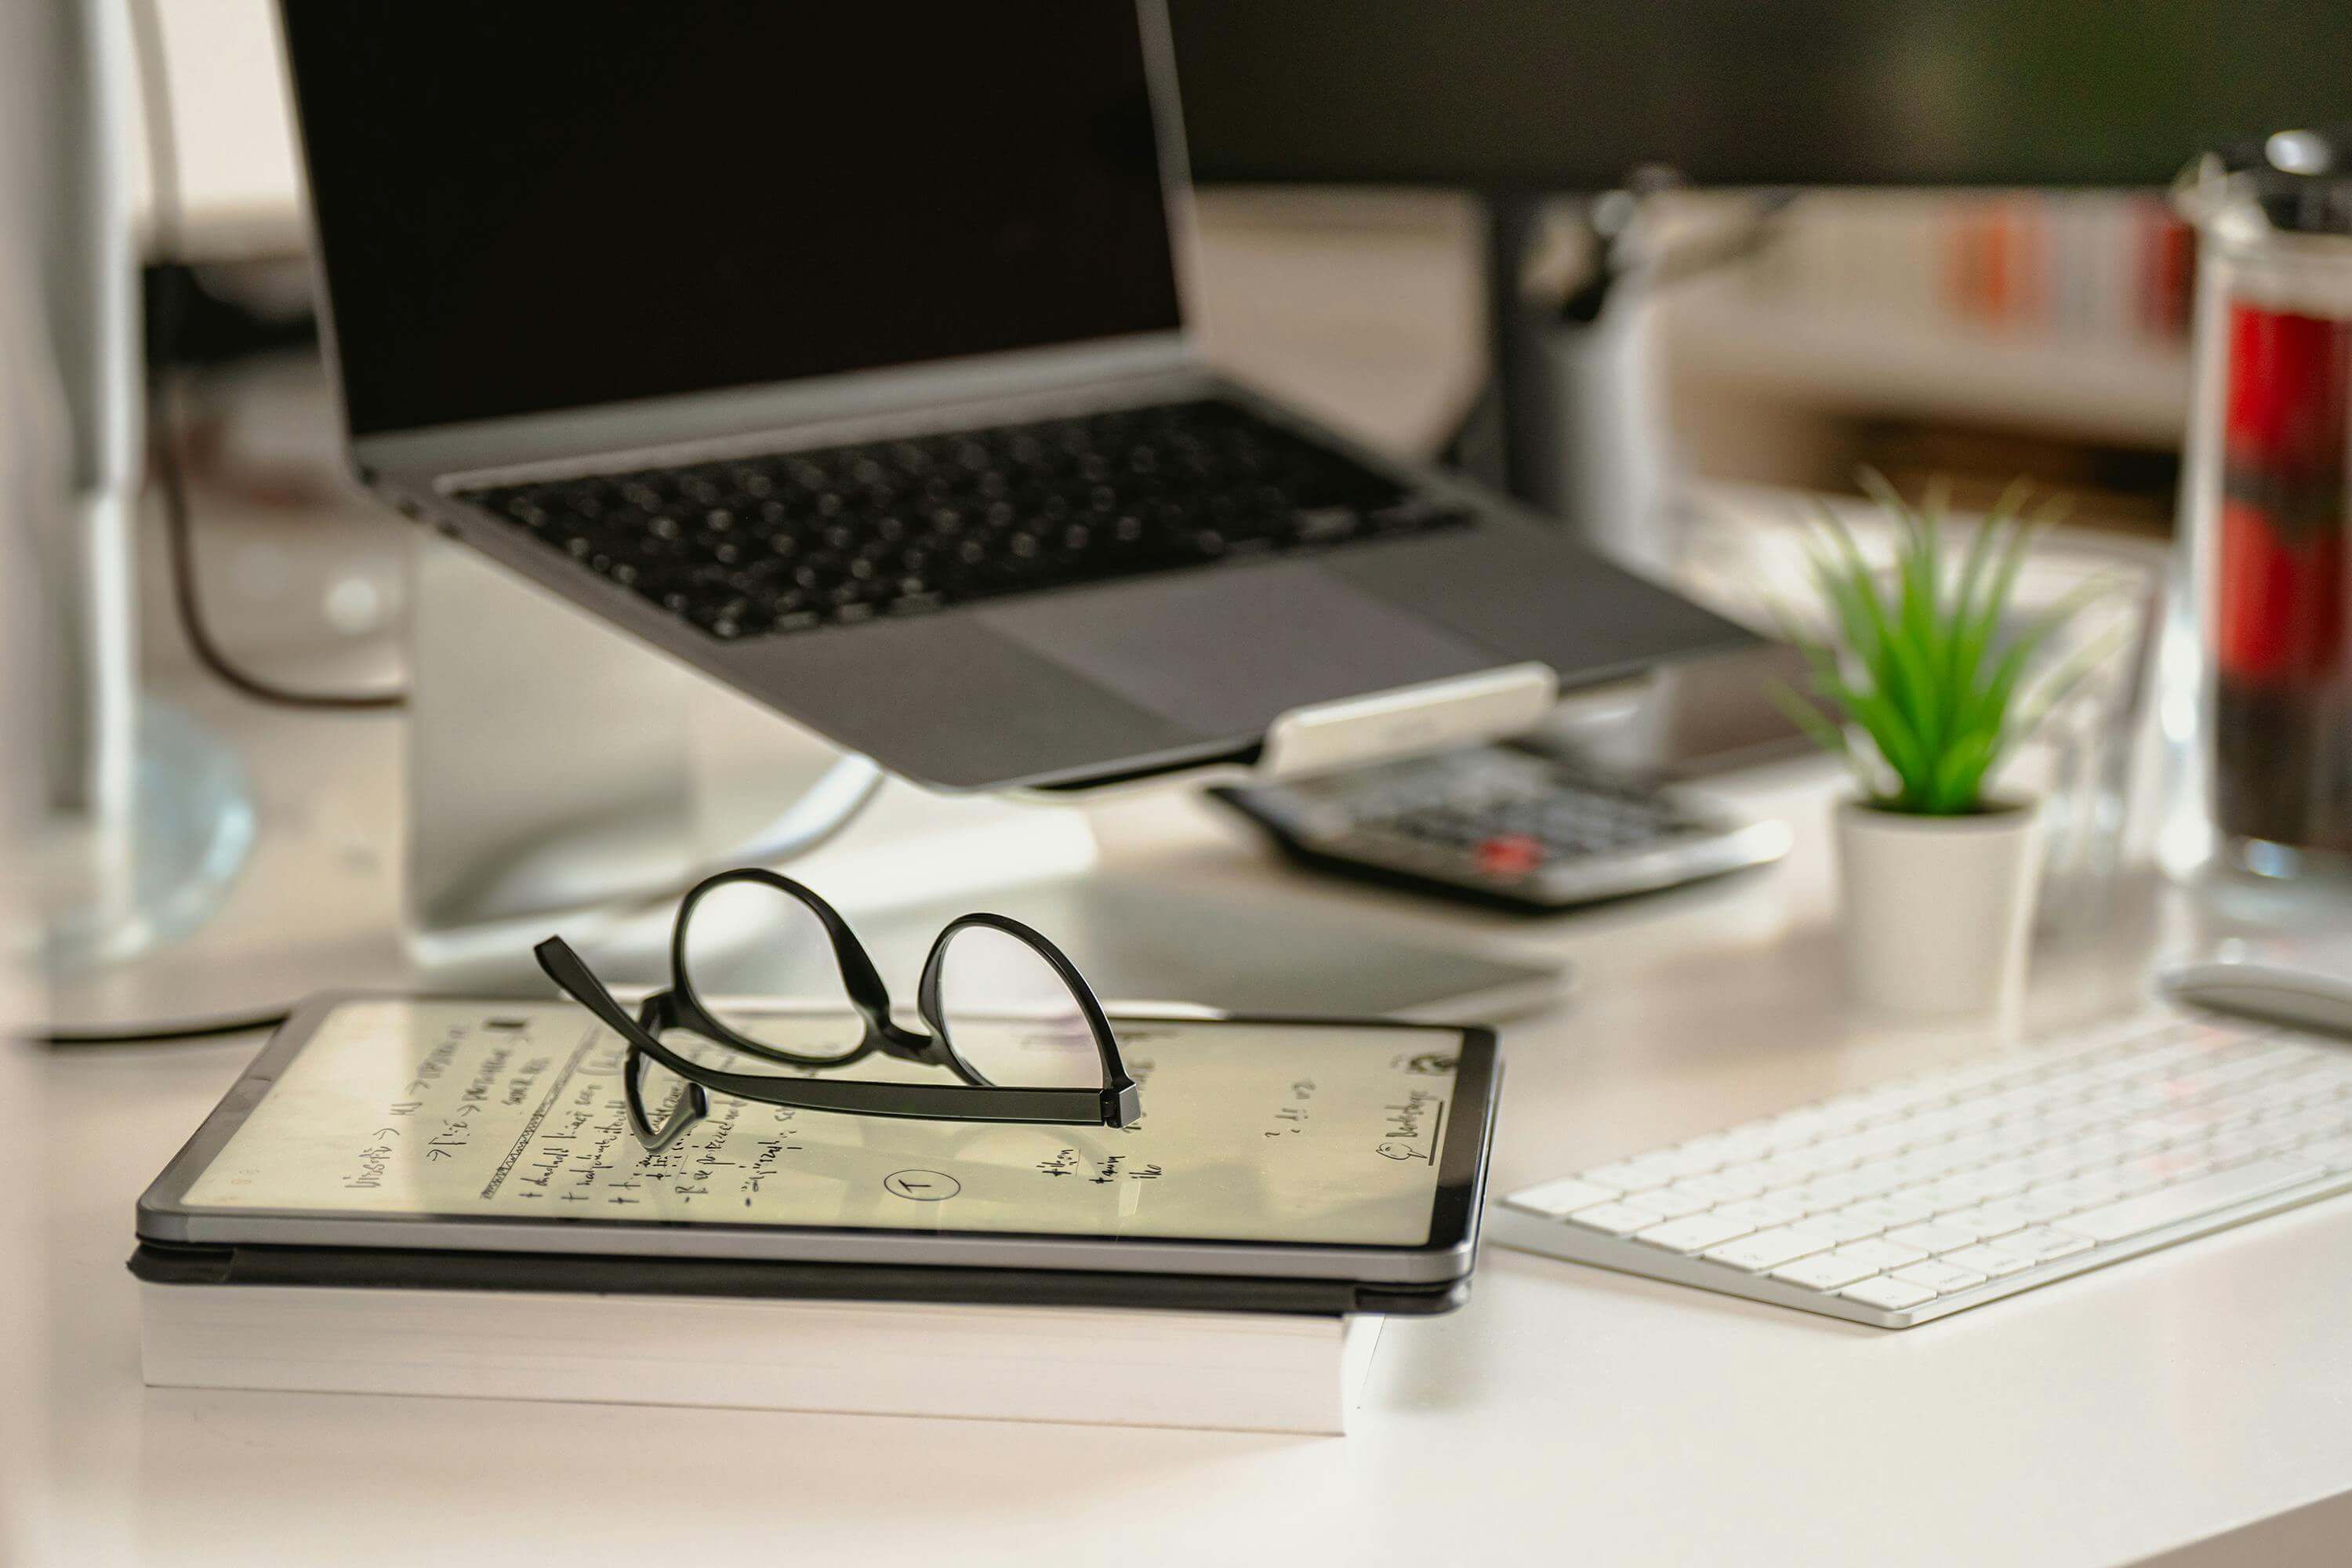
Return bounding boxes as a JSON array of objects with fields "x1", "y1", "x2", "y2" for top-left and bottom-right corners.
[{"x1": 2177, "y1": 132, "x2": 2352, "y2": 877}]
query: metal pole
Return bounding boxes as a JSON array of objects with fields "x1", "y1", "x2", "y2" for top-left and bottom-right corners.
[{"x1": 1481, "y1": 189, "x2": 1548, "y2": 509}]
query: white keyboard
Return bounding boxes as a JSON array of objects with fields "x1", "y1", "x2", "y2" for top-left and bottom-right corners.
[{"x1": 1491, "y1": 1009, "x2": 2352, "y2": 1327}]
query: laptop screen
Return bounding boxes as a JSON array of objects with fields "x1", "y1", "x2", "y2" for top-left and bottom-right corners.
[{"x1": 280, "y1": 2, "x2": 1185, "y2": 438}]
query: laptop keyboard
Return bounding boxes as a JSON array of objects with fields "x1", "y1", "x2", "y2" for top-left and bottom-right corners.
[{"x1": 459, "y1": 399, "x2": 1471, "y2": 642}]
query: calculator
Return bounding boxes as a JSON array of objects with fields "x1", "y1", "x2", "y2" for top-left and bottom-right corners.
[{"x1": 1211, "y1": 743, "x2": 1791, "y2": 912}]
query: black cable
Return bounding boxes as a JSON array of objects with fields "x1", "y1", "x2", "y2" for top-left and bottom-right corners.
[
  {"x1": 30, "y1": 1007, "x2": 293, "y2": 1047},
  {"x1": 151, "y1": 371, "x2": 408, "y2": 710},
  {"x1": 129, "y1": 0, "x2": 407, "y2": 713}
]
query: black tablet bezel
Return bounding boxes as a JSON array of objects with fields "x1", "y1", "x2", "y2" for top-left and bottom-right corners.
[
  {"x1": 125, "y1": 1237, "x2": 1474, "y2": 1316},
  {"x1": 135, "y1": 993, "x2": 1500, "y2": 1288}
]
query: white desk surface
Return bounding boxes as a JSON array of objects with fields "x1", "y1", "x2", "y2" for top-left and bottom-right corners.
[{"x1": 29, "y1": 708, "x2": 2352, "y2": 1566}]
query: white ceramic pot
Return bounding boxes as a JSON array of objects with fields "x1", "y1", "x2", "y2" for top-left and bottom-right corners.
[{"x1": 1835, "y1": 799, "x2": 2044, "y2": 1020}]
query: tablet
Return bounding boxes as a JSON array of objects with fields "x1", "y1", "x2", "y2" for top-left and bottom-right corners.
[{"x1": 136, "y1": 994, "x2": 1499, "y2": 1312}]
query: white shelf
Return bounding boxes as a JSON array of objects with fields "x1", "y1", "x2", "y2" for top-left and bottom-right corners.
[{"x1": 1664, "y1": 291, "x2": 2193, "y2": 448}]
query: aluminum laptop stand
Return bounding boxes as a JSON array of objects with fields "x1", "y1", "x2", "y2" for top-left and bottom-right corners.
[{"x1": 405, "y1": 535, "x2": 1563, "y2": 1019}]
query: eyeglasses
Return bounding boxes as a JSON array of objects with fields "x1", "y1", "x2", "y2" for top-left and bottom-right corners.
[{"x1": 535, "y1": 868, "x2": 1140, "y2": 1153}]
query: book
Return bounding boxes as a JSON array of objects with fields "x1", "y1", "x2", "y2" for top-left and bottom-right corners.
[{"x1": 139, "y1": 1282, "x2": 1385, "y2": 1436}]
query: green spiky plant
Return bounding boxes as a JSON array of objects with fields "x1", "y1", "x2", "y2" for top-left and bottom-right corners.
[{"x1": 1771, "y1": 471, "x2": 2116, "y2": 816}]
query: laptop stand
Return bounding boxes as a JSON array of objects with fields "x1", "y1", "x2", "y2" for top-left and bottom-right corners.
[{"x1": 405, "y1": 535, "x2": 1563, "y2": 1017}]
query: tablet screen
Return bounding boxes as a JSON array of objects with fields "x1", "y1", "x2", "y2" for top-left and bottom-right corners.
[{"x1": 172, "y1": 1000, "x2": 1479, "y2": 1250}]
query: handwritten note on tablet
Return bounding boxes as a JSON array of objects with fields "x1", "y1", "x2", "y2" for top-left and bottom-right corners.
[{"x1": 183, "y1": 1000, "x2": 1463, "y2": 1246}]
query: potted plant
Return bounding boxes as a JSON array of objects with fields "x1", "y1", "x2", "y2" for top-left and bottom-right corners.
[{"x1": 1773, "y1": 474, "x2": 2112, "y2": 1018}]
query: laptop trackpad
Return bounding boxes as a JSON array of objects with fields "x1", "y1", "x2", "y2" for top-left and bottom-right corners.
[{"x1": 982, "y1": 563, "x2": 1494, "y2": 736}]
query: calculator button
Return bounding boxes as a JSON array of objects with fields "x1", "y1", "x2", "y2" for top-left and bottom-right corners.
[{"x1": 1475, "y1": 835, "x2": 1546, "y2": 877}]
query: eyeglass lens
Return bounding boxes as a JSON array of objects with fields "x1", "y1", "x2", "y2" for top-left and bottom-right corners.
[
  {"x1": 679, "y1": 878, "x2": 866, "y2": 1061},
  {"x1": 933, "y1": 924, "x2": 1105, "y2": 1091}
]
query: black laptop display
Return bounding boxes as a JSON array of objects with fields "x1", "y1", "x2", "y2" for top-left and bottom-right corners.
[{"x1": 287, "y1": 4, "x2": 1184, "y2": 437}]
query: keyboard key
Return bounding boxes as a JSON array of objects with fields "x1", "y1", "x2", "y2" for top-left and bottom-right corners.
[
  {"x1": 1583, "y1": 1161, "x2": 1669, "y2": 1194},
  {"x1": 1703, "y1": 1226, "x2": 1835, "y2": 1272},
  {"x1": 1944, "y1": 1201, "x2": 2034, "y2": 1238},
  {"x1": 1840, "y1": 1276, "x2": 1937, "y2": 1312},
  {"x1": 1889, "y1": 1260, "x2": 1988, "y2": 1294},
  {"x1": 1771, "y1": 1252, "x2": 1882, "y2": 1291},
  {"x1": 1711, "y1": 1195, "x2": 1811, "y2": 1228},
  {"x1": 1662, "y1": 1174, "x2": 1749, "y2": 1207},
  {"x1": 1942, "y1": 1243, "x2": 2033, "y2": 1278},
  {"x1": 2045, "y1": 1171, "x2": 2126, "y2": 1209},
  {"x1": 1506, "y1": 1178, "x2": 1618, "y2": 1217},
  {"x1": 2010, "y1": 1189, "x2": 2087, "y2": 1221},
  {"x1": 1652, "y1": 1144, "x2": 1730, "y2": 1178},
  {"x1": 1828, "y1": 1237, "x2": 1928, "y2": 1272},
  {"x1": 2277, "y1": 1105, "x2": 2352, "y2": 1140},
  {"x1": 1634, "y1": 1213, "x2": 1758, "y2": 1254},
  {"x1": 1703, "y1": 1163, "x2": 1772, "y2": 1199},
  {"x1": 2001, "y1": 1225, "x2": 2096, "y2": 1261},
  {"x1": 1793, "y1": 1174, "x2": 1874, "y2": 1209},
  {"x1": 1784, "y1": 1141, "x2": 1867, "y2": 1174},
  {"x1": 2299, "y1": 1136, "x2": 2352, "y2": 1170},
  {"x1": 2240, "y1": 1122, "x2": 2310, "y2": 1156},
  {"x1": 2060, "y1": 1157, "x2": 2324, "y2": 1243},
  {"x1": 2110, "y1": 1155, "x2": 2183, "y2": 1194},
  {"x1": 1915, "y1": 1178, "x2": 1990, "y2": 1213},
  {"x1": 1806, "y1": 1207, "x2": 1891, "y2": 1243},
  {"x1": 1708, "y1": 1133, "x2": 1776, "y2": 1164},
  {"x1": 1884, "y1": 1221, "x2": 1981, "y2": 1253},
  {"x1": 1622, "y1": 1185, "x2": 1715, "y2": 1220},
  {"x1": 1672, "y1": 1134, "x2": 1742, "y2": 1167},
  {"x1": 1563, "y1": 1203, "x2": 1657, "y2": 1236},
  {"x1": 1839, "y1": 1196, "x2": 1933, "y2": 1230}
]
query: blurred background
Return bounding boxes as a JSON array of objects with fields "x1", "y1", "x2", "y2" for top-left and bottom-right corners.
[
  {"x1": 103, "y1": 0, "x2": 2343, "y2": 712},
  {"x1": 27, "y1": 0, "x2": 2327, "y2": 1008}
]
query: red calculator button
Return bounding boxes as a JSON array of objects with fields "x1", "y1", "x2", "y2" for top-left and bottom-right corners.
[{"x1": 1476, "y1": 834, "x2": 1547, "y2": 877}]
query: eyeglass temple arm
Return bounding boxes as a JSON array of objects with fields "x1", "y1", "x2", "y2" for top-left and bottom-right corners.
[{"x1": 535, "y1": 938, "x2": 708, "y2": 1149}]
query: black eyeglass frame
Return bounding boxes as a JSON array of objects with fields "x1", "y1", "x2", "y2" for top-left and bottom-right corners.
[{"x1": 534, "y1": 869, "x2": 1139, "y2": 1154}]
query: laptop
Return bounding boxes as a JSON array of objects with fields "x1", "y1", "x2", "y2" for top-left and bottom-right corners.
[{"x1": 278, "y1": 1, "x2": 1751, "y2": 793}]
